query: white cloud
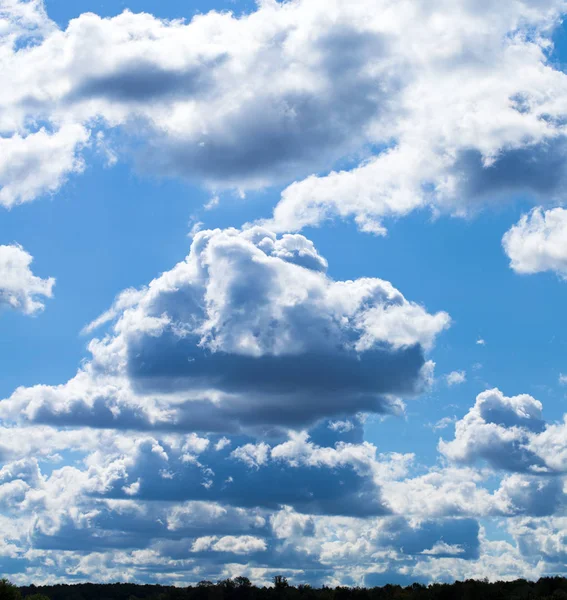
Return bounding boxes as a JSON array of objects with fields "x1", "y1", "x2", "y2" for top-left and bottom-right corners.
[
  {"x1": 429, "y1": 416, "x2": 456, "y2": 431},
  {"x1": 214, "y1": 437, "x2": 231, "y2": 452},
  {"x1": 1, "y1": 226, "x2": 449, "y2": 433},
  {"x1": 270, "y1": 506, "x2": 314, "y2": 539},
  {"x1": 81, "y1": 287, "x2": 145, "y2": 335},
  {"x1": 191, "y1": 535, "x2": 267, "y2": 555},
  {"x1": 439, "y1": 388, "x2": 545, "y2": 472},
  {"x1": 0, "y1": 243, "x2": 54, "y2": 314},
  {"x1": 0, "y1": 0, "x2": 565, "y2": 235},
  {"x1": 262, "y1": 0, "x2": 567, "y2": 233},
  {"x1": 328, "y1": 420, "x2": 355, "y2": 433},
  {"x1": 0, "y1": 125, "x2": 89, "y2": 208},
  {"x1": 446, "y1": 371, "x2": 467, "y2": 386},
  {"x1": 421, "y1": 542, "x2": 465, "y2": 556},
  {"x1": 438, "y1": 388, "x2": 567, "y2": 478},
  {"x1": 5, "y1": 0, "x2": 567, "y2": 584},
  {"x1": 503, "y1": 207, "x2": 567, "y2": 278},
  {"x1": 231, "y1": 443, "x2": 271, "y2": 470}
]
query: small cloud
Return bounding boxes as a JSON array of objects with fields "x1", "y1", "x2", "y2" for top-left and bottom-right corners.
[
  {"x1": 445, "y1": 370, "x2": 466, "y2": 386},
  {"x1": 204, "y1": 195, "x2": 220, "y2": 210},
  {"x1": 559, "y1": 374, "x2": 567, "y2": 385},
  {"x1": 122, "y1": 479, "x2": 141, "y2": 496},
  {"x1": 215, "y1": 437, "x2": 231, "y2": 451},
  {"x1": 95, "y1": 130, "x2": 117, "y2": 167},
  {"x1": 188, "y1": 218, "x2": 203, "y2": 239},
  {"x1": 422, "y1": 542, "x2": 464, "y2": 556},
  {"x1": 472, "y1": 362, "x2": 483, "y2": 371},
  {"x1": 428, "y1": 416, "x2": 456, "y2": 431},
  {"x1": 476, "y1": 338, "x2": 486, "y2": 346},
  {"x1": 328, "y1": 419, "x2": 355, "y2": 433}
]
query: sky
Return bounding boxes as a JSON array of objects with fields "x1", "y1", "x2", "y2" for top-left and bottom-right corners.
[{"x1": 5, "y1": 0, "x2": 567, "y2": 588}]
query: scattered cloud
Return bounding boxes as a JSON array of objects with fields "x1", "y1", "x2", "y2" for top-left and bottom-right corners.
[
  {"x1": 429, "y1": 417, "x2": 456, "y2": 432},
  {"x1": 4, "y1": 0, "x2": 567, "y2": 588},
  {"x1": 503, "y1": 207, "x2": 567, "y2": 278},
  {"x1": 446, "y1": 371, "x2": 467, "y2": 387},
  {"x1": 0, "y1": 244, "x2": 54, "y2": 315}
]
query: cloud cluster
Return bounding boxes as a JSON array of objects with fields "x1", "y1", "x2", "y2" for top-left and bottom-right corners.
[
  {"x1": 4, "y1": 225, "x2": 567, "y2": 585},
  {"x1": 1, "y1": 0, "x2": 567, "y2": 237},
  {"x1": 3, "y1": 387, "x2": 567, "y2": 585},
  {"x1": 0, "y1": 244, "x2": 54, "y2": 314},
  {"x1": 6, "y1": 0, "x2": 567, "y2": 588}
]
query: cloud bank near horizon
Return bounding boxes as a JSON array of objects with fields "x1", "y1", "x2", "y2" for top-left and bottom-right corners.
[{"x1": 1, "y1": 228, "x2": 567, "y2": 586}]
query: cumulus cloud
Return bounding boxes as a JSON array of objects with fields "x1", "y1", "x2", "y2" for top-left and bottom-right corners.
[
  {"x1": 0, "y1": 226, "x2": 459, "y2": 581},
  {"x1": 0, "y1": 0, "x2": 567, "y2": 235},
  {"x1": 0, "y1": 125, "x2": 89, "y2": 207},
  {"x1": 6, "y1": 0, "x2": 567, "y2": 584},
  {"x1": 191, "y1": 535, "x2": 267, "y2": 555},
  {"x1": 1, "y1": 227, "x2": 449, "y2": 433},
  {"x1": 439, "y1": 389, "x2": 547, "y2": 472},
  {"x1": 0, "y1": 244, "x2": 54, "y2": 314},
  {"x1": 0, "y1": 418, "x2": 495, "y2": 585},
  {"x1": 6, "y1": 228, "x2": 567, "y2": 584},
  {"x1": 439, "y1": 388, "x2": 567, "y2": 478},
  {"x1": 0, "y1": 420, "x2": 563, "y2": 585},
  {"x1": 503, "y1": 207, "x2": 567, "y2": 277},
  {"x1": 511, "y1": 517, "x2": 567, "y2": 565},
  {"x1": 262, "y1": 0, "x2": 567, "y2": 233}
]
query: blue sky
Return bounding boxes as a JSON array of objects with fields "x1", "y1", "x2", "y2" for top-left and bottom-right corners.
[{"x1": 4, "y1": 0, "x2": 567, "y2": 587}]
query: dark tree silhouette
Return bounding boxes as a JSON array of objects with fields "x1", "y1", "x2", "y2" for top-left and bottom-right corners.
[
  {"x1": 273, "y1": 577, "x2": 289, "y2": 590},
  {"x1": 10, "y1": 574, "x2": 567, "y2": 600}
]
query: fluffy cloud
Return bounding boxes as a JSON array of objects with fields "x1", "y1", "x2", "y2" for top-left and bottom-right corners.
[
  {"x1": 439, "y1": 389, "x2": 546, "y2": 472},
  {"x1": 8, "y1": 227, "x2": 567, "y2": 583},
  {"x1": 511, "y1": 517, "x2": 567, "y2": 565},
  {"x1": 1, "y1": 227, "x2": 449, "y2": 433},
  {"x1": 1, "y1": 0, "x2": 567, "y2": 235},
  {"x1": 0, "y1": 125, "x2": 89, "y2": 207},
  {"x1": 503, "y1": 207, "x2": 567, "y2": 277},
  {"x1": 0, "y1": 421, "x2": 493, "y2": 585},
  {"x1": 439, "y1": 388, "x2": 567, "y2": 477},
  {"x1": 0, "y1": 226, "x2": 460, "y2": 581},
  {"x1": 0, "y1": 244, "x2": 54, "y2": 314},
  {"x1": 7, "y1": 0, "x2": 567, "y2": 582},
  {"x1": 0, "y1": 421, "x2": 563, "y2": 585}
]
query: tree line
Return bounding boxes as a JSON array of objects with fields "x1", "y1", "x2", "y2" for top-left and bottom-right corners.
[{"x1": 1, "y1": 576, "x2": 567, "y2": 600}]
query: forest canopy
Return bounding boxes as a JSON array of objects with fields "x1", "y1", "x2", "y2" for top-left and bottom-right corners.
[{"x1": 1, "y1": 577, "x2": 567, "y2": 600}]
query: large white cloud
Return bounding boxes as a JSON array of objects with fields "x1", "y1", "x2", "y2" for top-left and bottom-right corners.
[
  {"x1": 2, "y1": 0, "x2": 567, "y2": 234},
  {"x1": 0, "y1": 243, "x2": 54, "y2": 314},
  {"x1": 0, "y1": 227, "x2": 449, "y2": 432}
]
